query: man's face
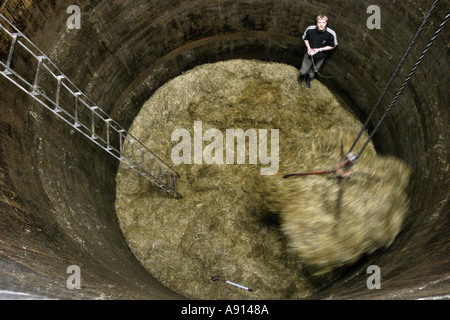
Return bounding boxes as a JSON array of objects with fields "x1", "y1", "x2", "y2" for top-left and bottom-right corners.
[{"x1": 317, "y1": 19, "x2": 327, "y2": 31}]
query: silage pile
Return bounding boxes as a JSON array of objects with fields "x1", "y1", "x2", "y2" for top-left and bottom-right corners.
[
  {"x1": 258, "y1": 128, "x2": 411, "y2": 274},
  {"x1": 115, "y1": 59, "x2": 411, "y2": 299}
]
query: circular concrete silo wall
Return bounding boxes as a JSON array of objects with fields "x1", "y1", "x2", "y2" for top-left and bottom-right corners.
[{"x1": 0, "y1": 0, "x2": 448, "y2": 299}]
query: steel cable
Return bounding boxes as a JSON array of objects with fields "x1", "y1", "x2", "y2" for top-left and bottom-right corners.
[{"x1": 347, "y1": 0, "x2": 446, "y2": 161}]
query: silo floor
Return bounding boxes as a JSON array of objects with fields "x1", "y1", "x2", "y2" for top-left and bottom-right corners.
[{"x1": 115, "y1": 59, "x2": 372, "y2": 299}]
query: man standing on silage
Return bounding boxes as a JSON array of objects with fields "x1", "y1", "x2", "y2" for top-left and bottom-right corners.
[{"x1": 299, "y1": 15, "x2": 338, "y2": 89}]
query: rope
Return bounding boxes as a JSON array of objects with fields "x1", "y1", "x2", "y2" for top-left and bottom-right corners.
[
  {"x1": 311, "y1": 55, "x2": 334, "y2": 79},
  {"x1": 347, "y1": 0, "x2": 447, "y2": 161}
]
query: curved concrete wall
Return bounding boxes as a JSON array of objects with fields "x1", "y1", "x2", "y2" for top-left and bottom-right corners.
[{"x1": 0, "y1": 0, "x2": 448, "y2": 299}]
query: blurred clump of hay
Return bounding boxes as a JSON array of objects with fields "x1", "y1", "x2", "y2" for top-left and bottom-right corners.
[{"x1": 257, "y1": 127, "x2": 411, "y2": 274}]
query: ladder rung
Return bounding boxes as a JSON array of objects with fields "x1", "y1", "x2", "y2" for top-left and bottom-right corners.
[
  {"x1": 5, "y1": 34, "x2": 19, "y2": 69},
  {"x1": 32, "y1": 56, "x2": 46, "y2": 90}
]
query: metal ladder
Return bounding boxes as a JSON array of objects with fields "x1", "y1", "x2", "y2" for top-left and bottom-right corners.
[{"x1": 0, "y1": 14, "x2": 182, "y2": 199}]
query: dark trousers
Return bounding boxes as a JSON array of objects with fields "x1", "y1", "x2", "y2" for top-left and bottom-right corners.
[{"x1": 299, "y1": 53, "x2": 324, "y2": 79}]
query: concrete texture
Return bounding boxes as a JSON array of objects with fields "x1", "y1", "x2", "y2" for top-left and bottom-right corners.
[{"x1": 0, "y1": 0, "x2": 448, "y2": 299}]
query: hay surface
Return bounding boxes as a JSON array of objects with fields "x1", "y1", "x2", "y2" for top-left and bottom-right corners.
[{"x1": 115, "y1": 59, "x2": 410, "y2": 299}]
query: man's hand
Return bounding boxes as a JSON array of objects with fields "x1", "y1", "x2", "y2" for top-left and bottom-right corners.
[{"x1": 308, "y1": 48, "x2": 318, "y2": 56}]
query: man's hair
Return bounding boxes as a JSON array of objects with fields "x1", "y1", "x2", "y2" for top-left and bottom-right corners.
[{"x1": 316, "y1": 15, "x2": 328, "y2": 22}]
